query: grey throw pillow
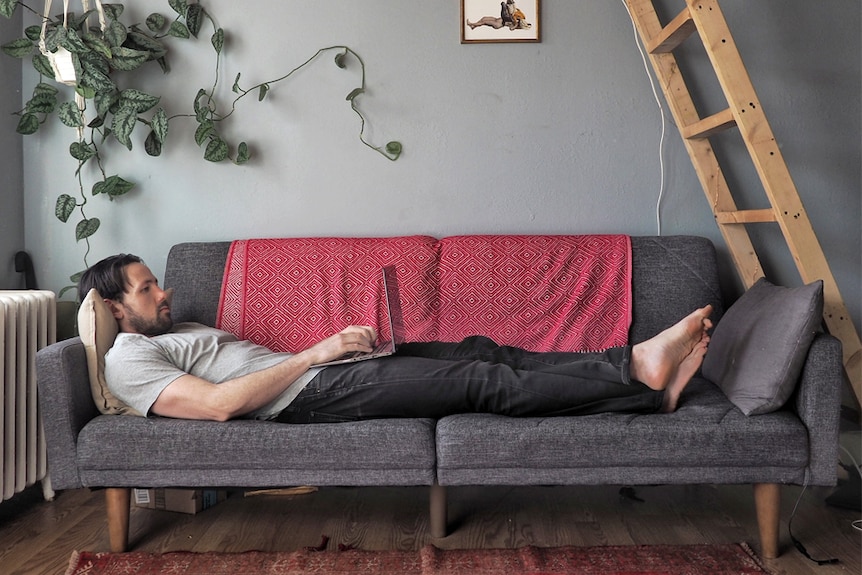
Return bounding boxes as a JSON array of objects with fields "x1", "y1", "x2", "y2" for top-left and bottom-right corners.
[{"x1": 703, "y1": 277, "x2": 823, "y2": 415}]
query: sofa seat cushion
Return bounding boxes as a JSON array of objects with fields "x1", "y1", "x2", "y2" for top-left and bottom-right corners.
[
  {"x1": 77, "y1": 416, "x2": 437, "y2": 487},
  {"x1": 435, "y1": 379, "x2": 809, "y2": 485}
]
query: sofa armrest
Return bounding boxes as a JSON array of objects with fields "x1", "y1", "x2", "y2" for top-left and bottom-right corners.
[
  {"x1": 793, "y1": 333, "x2": 844, "y2": 486},
  {"x1": 36, "y1": 337, "x2": 99, "y2": 490}
]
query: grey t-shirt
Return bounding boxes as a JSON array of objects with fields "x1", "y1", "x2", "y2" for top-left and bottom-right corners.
[{"x1": 104, "y1": 322, "x2": 322, "y2": 420}]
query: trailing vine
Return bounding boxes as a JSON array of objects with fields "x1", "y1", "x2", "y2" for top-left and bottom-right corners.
[{"x1": 0, "y1": 0, "x2": 402, "y2": 297}]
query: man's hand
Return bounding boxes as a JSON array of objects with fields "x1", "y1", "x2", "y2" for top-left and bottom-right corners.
[{"x1": 304, "y1": 325, "x2": 378, "y2": 365}]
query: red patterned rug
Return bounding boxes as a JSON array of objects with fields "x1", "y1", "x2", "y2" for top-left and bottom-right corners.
[{"x1": 66, "y1": 543, "x2": 774, "y2": 575}]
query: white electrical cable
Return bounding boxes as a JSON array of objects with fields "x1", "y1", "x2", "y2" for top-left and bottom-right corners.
[{"x1": 620, "y1": 0, "x2": 667, "y2": 236}]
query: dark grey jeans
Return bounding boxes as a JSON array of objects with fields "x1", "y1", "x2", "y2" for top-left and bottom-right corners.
[{"x1": 275, "y1": 336, "x2": 662, "y2": 423}]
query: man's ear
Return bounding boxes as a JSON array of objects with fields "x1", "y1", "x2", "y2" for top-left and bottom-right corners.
[{"x1": 104, "y1": 298, "x2": 123, "y2": 320}]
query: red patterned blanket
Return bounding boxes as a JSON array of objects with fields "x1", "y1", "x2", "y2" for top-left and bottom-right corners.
[
  {"x1": 217, "y1": 235, "x2": 631, "y2": 353},
  {"x1": 436, "y1": 235, "x2": 631, "y2": 352}
]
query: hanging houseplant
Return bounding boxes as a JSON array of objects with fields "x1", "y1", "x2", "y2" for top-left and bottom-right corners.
[{"x1": 1, "y1": 0, "x2": 402, "y2": 297}]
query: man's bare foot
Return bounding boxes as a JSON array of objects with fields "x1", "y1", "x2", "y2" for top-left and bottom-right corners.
[
  {"x1": 630, "y1": 305, "x2": 713, "y2": 394},
  {"x1": 660, "y1": 336, "x2": 709, "y2": 412}
]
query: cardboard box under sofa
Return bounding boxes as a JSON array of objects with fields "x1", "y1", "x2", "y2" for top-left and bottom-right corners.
[{"x1": 133, "y1": 488, "x2": 227, "y2": 514}]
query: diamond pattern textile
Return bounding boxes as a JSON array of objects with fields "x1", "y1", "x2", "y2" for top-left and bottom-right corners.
[
  {"x1": 217, "y1": 236, "x2": 440, "y2": 352},
  {"x1": 217, "y1": 235, "x2": 630, "y2": 353},
  {"x1": 437, "y1": 235, "x2": 631, "y2": 351}
]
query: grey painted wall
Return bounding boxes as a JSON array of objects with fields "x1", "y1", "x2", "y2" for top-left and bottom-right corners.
[
  {"x1": 10, "y1": 1, "x2": 861, "y2": 335},
  {"x1": 0, "y1": 9, "x2": 23, "y2": 289}
]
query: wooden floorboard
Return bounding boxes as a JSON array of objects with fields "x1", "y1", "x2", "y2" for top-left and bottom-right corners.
[{"x1": 0, "y1": 482, "x2": 858, "y2": 575}]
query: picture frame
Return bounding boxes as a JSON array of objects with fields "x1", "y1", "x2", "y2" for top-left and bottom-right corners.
[{"x1": 461, "y1": 0, "x2": 541, "y2": 44}]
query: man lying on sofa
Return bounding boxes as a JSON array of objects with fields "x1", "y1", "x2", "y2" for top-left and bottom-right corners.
[{"x1": 80, "y1": 254, "x2": 713, "y2": 423}]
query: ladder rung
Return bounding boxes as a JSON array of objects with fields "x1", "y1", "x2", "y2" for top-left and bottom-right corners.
[
  {"x1": 715, "y1": 209, "x2": 776, "y2": 224},
  {"x1": 682, "y1": 108, "x2": 737, "y2": 139},
  {"x1": 647, "y1": 8, "x2": 696, "y2": 54}
]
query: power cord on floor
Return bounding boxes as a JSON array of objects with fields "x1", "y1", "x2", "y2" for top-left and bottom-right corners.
[{"x1": 787, "y1": 479, "x2": 840, "y2": 566}]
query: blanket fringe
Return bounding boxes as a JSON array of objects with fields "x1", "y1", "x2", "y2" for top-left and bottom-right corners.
[
  {"x1": 739, "y1": 542, "x2": 778, "y2": 575},
  {"x1": 64, "y1": 550, "x2": 81, "y2": 575}
]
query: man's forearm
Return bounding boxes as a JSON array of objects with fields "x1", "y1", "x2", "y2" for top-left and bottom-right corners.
[{"x1": 150, "y1": 325, "x2": 376, "y2": 421}]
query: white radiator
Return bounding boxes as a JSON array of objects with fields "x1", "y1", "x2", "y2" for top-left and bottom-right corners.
[{"x1": 0, "y1": 291, "x2": 56, "y2": 503}]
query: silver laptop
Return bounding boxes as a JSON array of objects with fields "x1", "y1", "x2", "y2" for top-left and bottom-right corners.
[{"x1": 311, "y1": 266, "x2": 406, "y2": 367}]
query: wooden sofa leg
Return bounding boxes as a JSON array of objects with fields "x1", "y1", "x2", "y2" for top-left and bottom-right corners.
[
  {"x1": 105, "y1": 488, "x2": 131, "y2": 552},
  {"x1": 753, "y1": 483, "x2": 780, "y2": 559},
  {"x1": 429, "y1": 483, "x2": 447, "y2": 538}
]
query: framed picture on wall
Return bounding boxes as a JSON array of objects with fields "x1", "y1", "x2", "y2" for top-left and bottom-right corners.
[{"x1": 461, "y1": 0, "x2": 541, "y2": 44}]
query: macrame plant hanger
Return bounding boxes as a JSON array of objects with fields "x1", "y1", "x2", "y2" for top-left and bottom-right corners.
[{"x1": 39, "y1": 0, "x2": 107, "y2": 137}]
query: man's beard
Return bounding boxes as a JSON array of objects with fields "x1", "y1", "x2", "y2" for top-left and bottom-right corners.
[{"x1": 127, "y1": 306, "x2": 173, "y2": 336}]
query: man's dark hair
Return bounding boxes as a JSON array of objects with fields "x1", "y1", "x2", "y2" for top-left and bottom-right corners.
[{"x1": 78, "y1": 254, "x2": 143, "y2": 302}]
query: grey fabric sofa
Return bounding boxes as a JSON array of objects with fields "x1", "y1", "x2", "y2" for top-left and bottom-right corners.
[{"x1": 36, "y1": 235, "x2": 843, "y2": 557}]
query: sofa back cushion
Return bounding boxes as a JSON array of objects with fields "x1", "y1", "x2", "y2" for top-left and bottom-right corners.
[
  {"x1": 628, "y1": 236, "x2": 724, "y2": 344},
  {"x1": 165, "y1": 235, "x2": 723, "y2": 354},
  {"x1": 212, "y1": 235, "x2": 632, "y2": 354},
  {"x1": 164, "y1": 242, "x2": 232, "y2": 327}
]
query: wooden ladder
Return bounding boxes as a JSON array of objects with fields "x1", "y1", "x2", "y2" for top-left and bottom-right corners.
[{"x1": 623, "y1": 0, "x2": 861, "y2": 404}]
